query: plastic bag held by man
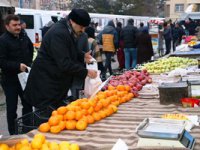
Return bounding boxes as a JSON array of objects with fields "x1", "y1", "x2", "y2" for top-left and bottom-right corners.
[{"x1": 84, "y1": 58, "x2": 102, "y2": 98}]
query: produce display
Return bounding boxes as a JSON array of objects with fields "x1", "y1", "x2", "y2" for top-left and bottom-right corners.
[
  {"x1": 103, "y1": 69, "x2": 152, "y2": 97},
  {"x1": 0, "y1": 133, "x2": 80, "y2": 150},
  {"x1": 141, "y1": 57, "x2": 197, "y2": 74},
  {"x1": 188, "y1": 41, "x2": 197, "y2": 47},
  {"x1": 39, "y1": 85, "x2": 135, "y2": 133},
  {"x1": 161, "y1": 114, "x2": 188, "y2": 120}
]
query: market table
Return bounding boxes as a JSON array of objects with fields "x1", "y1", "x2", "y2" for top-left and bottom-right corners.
[
  {"x1": 170, "y1": 48, "x2": 200, "y2": 58},
  {"x1": 25, "y1": 75, "x2": 200, "y2": 150}
]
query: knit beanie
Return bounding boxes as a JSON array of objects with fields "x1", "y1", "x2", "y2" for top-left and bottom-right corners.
[{"x1": 68, "y1": 8, "x2": 91, "y2": 27}]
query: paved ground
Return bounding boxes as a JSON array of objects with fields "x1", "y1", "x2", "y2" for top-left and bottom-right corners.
[{"x1": 0, "y1": 55, "x2": 119, "y2": 137}]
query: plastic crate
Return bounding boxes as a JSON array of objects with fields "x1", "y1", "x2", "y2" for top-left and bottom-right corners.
[{"x1": 15, "y1": 106, "x2": 54, "y2": 135}]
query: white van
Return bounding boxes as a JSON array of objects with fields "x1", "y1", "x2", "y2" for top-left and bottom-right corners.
[{"x1": 15, "y1": 8, "x2": 61, "y2": 43}]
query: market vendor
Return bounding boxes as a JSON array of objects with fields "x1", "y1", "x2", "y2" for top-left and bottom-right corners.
[{"x1": 24, "y1": 9, "x2": 97, "y2": 108}]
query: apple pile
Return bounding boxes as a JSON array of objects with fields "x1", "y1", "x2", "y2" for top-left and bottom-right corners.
[{"x1": 102, "y1": 69, "x2": 152, "y2": 97}]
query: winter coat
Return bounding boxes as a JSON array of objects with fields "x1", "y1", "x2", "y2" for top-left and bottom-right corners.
[
  {"x1": 0, "y1": 31, "x2": 33, "y2": 84},
  {"x1": 97, "y1": 21, "x2": 118, "y2": 52},
  {"x1": 137, "y1": 32, "x2": 154, "y2": 64},
  {"x1": 24, "y1": 18, "x2": 88, "y2": 108},
  {"x1": 121, "y1": 24, "x2": 138, "y2": 48}
]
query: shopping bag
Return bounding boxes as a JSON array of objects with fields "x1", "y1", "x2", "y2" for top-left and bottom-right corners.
[
  {"x1": 18, "y1": 67, "x2": 31, "y2": 90},
  {"x1": 84, "y1": 58, "x2": 102, "y2": 98},
  {"x1": 84, "y1": 71, "x2": 102, "y2": 98}
]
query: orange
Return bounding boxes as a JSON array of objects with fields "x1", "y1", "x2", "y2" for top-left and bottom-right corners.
[
  {"x1": 76, "y1": 120, "x2": 87, "y2": 131},
  {"x1": 56, "y1": 115, "x2": 64, "y2": 121},
  {"x1": 87, "y1": 107, "x2": 94, "y2": 115},
  {"x1": 86, "y1": 115, "x2": 95, "y2": 124},
  {"x1": 48, "y1": 116, "x2": 60, "y2": 126},
  {"x1": 81, "y1": 109, "x2": 88, "y2": 116},
  {"x1": 94, "y1": 102, "x2": 103, "y2": 112},
  {"x1": 97, "y1": 94, "x2": 106, "y2": 100},
  {"x1": 51, "y1": 110, "x2": 58, "y2": 116},
  {"x1": 105, "y1": 107, "x2": 114, "y2": 116},
  {"x1": 59, "y1": 121, "x2": 66, "y2": 131},
  {"x1": 0, "y1": 144, "x2": 9, "y2": 150},
  {"x1": 79, "y1": 116, "x2": 88, "y2": 123},
  {"x1": 109, "y1": 105, "x2": 118, "y2": 113},
  {"x1": 50, "y1": 125, "x2": 61, "y2": 134},
  {"x1": 92, "y1": 112, "x2": 101, "y2": 121},
  {"x1": 15, "y1": 143, "x2": 22, "y2": 150},
  {"x1": 65, "y1": 110, "x2": 75, "y2": 120},
  {"x1": 111, "y1": 101, "x2": 120, "y2": 106},
  {"x1": 75, "y1": 111, "x2": 83, "y2": 120},
  {"x1": 81, "y1": 102, "x2": 90, "y2": 109},
  {"x1": 124, "y1": 85, "x2": 131, "y2": 92},
  {"x1": 101, "y1": 98, "x2": 110, "y2": 108},
  {"x1": 116, "y1": 85, "x2": 125, "y2": 91},
  {"x1": 128, "y1": 93, "x2": 134, "y2": 99},
  {"x1": 57, "y1": 106, "x2": 67, "y2": 115},
  {"x1": 88, "y1": 99, "x2": 97, "y2": 107},
  {"x1": 38, "y1": 122, "x2": 50, "y2": 132},
  {"x1": 108, "y1": 85, "x2": 115, "y2": 90},
  {"x1": 66, "y1": 120, "x2": 77, "y2": 130},
  {"x1": 99, "y1": 110, "x2": 107, "y2": 119}
]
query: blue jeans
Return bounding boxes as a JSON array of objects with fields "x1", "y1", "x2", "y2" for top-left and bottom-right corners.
[{"x1": 124, "y1": 48, "x2": 137, "y2": 69}]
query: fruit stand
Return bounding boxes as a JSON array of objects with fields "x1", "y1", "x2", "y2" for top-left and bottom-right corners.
[{"x1": 1, "y1": 58, "x2": 200, "y2": 149}]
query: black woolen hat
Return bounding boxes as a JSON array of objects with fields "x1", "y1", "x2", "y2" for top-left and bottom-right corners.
[{"x1": 68, "y1": 8, "x2": 91, "y2": 27}]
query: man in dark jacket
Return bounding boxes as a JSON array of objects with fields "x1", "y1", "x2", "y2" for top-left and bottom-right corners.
[
  {"x1": 24, "y1": 9, "x2": 97, "y2": 108},
  {"x1": 0, "y1": 14, "x2": 33, "y2": 135},
  {"x1": 163, "y1": 22, "x2": 172, "y2": 55},
  {"x1": 121, "y1": 18, "x2": 138, "y2": 69}
]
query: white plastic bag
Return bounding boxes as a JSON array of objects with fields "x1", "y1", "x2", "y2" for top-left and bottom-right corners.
[
  {"x1": 84, "y1": 71, "x2": 102, "y2": 98},
  {"x1": 18, "y1": 67, "x2": 31, "y2": 90},
  {"x1": 84, "y1": 58, "x2": 102, "y2": 98}
]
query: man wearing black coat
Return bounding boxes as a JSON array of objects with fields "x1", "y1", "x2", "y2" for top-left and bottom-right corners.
[
  {"x1": 24, "y1": 9, "x2": 97, "y2": 108},
  {"x1": 0, "y1": 15, "x2": 33, "y2": 135}
]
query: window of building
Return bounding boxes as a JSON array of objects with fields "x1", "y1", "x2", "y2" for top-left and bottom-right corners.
[{"x1": 175, "y1": 4, "x2": 184, "y2": 12}]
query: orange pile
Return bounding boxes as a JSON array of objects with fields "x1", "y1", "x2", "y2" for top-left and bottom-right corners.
[
  {"x1": 38, "y1": 85, "x2": 134, "y2": 133},
  {"x1": 0, "y1": 133, "x2": 80, "y2": 150}
]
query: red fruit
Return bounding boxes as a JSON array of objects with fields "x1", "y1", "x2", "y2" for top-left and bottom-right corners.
[
  {"x1": 141, "y1": 79, "x2": 147, "y2": 86},
  {"x1": 142, "y1": 69, "x2": 147, "y2": 73},
  {"x1": 138, "y1": 76, "x2": 143, "y2": 81},
  {"x1": 132, "y1": 87, "x2": 138, "y2": 91},
  {"x1": 136, "y1": 83, "x2": 143, "y2": 91},
  {"x1": 147, "y1": 78, "x2": 152, "y2": 83}
]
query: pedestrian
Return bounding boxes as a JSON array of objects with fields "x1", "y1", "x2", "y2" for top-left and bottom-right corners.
[
  {"x1": 40, "y1": 20, "x2": 54, "y2": 38},
  {"x1": 163, "y1": 22, "x2": 172, "y2": 55},
  {"x1": 24, "y1": 9, "x2": 97, "y2": 108},
  {"x1": 137, "y1": 27, "x2": 154, "y2": 64},
  {"x1": 121, "y1": 18, "x2": 138, "y2": 69},
  {"x1": 97, "y1": 20, "x2": 118, "y2": 76},
  {"x1": 172, "y1": 23, "x2": 181, "y2": 51},
  {"x1": 116, "y1": 22, "x2": 125, "y2": 71},
  {"x1": 0, "y1": 14, "x2": 33, "y2": 135},
  {"x1": 85, "y1": 26, "x2": 106, "y2": 81}
]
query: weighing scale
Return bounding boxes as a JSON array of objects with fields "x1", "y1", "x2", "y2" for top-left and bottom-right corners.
[{"x1": 136, "y1": 118, "x2": 195, "y2": 149}]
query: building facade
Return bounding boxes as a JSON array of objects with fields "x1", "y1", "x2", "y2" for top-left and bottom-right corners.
[
  {"x1": 165, "y1": 0, "x2": 200, "y2": 20},
  {"x1": 4, "y1": 0, "x2": 70, "y2": 10}
]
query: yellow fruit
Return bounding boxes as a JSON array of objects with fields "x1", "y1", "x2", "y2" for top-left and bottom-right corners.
[
  {"x1": 31, "y1": 138, "x2": 43, "y2": 149},
  {"x1": 20, "y1": 139, "x2": 29, "y2": 145},
  {"x1": 0, "y1": 144, "x2": 9, "y2": 150},
  {"x1": 19, "y1": 146, "x2": 31, "y2": 150},
  {"x1": 49, "y1": 142, "x2": 59, "y2": 150},
  {"x1": 59, "y1": 141, "x2": 70, "y2": 150},
  {"x1": 41, "y1": 144, "x2": 49, "y2": 150},
  {"x1": 70, "y1": 144, "x2": 80, "y2": 150},
  {"x1": 34, "y1": 133, "x2": 46, "y2": 144},
  {"x1": 15, "y1": 143, "x2": 22, "y2": 150}
]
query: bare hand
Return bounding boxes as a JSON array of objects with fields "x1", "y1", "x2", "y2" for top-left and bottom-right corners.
[
  {"x1": 20, "y1": 63, "x2": 28, "y2": 72},
  {"x1": 84, "y1": 50, "x2": 92, "y2": 64},
  {"x1": 87, "y1": 69, "x2": 97, "y2": 79}
]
